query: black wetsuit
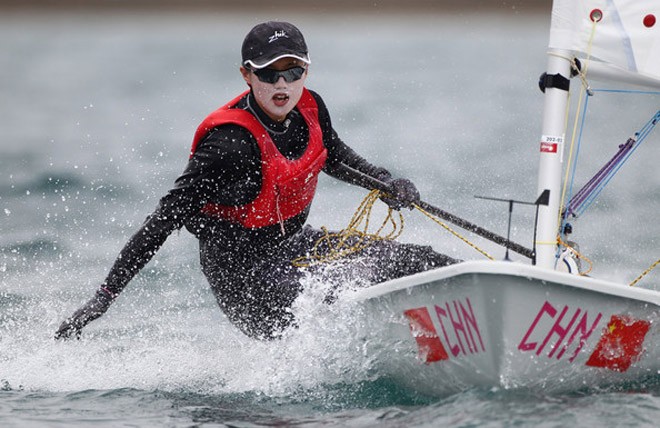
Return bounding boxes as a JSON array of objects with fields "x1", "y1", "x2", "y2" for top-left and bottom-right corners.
[{"x1": 100, "y1": 90, "x2": 456, "y2": 339}]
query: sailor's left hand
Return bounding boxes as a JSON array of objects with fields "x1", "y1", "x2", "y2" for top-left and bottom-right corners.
[
  {"x1": 54, "y1": 289, "x2": 114, "y2": 340},
  {"x1": 381, "y1": 178, "x2": 420, "y2": 210}
]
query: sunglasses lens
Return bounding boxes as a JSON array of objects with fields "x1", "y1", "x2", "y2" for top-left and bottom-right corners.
[
  {"x1": 285, "y1": 67, "x2": 305, "y2": 82},
  {"x1": 254, "y1": 67, "x2": 305, "y2": 83},
  {"x1": 253, "y1": 68, "x2": 275, "y2": 83}
]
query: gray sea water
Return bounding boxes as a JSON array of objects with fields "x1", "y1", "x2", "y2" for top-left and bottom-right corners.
[{"x1": 1, "y1": 10, "x2": 659, "y2": 427}]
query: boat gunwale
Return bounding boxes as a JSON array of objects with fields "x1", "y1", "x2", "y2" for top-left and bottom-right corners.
[{"x1": 343, "y1": 260, "x2": 660, "y2": 306}]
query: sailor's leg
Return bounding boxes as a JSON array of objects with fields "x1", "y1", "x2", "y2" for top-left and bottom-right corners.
[{"x1": 199, "y1": 238, "x2": 306, "y2": 339}]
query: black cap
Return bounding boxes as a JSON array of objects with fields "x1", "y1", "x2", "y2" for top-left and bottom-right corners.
[{"x1": 241, "y1": 21, "x2": 310, "y2": 69}]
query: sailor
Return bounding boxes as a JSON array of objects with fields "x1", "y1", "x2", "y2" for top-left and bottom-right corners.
[{"x1": 55, "y1": 21, "x2": 457, "y2": 340}]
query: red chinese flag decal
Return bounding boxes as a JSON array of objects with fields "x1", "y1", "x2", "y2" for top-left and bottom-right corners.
[
  {"x1": 404, "y1": 307, "x2": 449, "y2": 364},
  {"x1": 540, "y1": 142, "x2": 558, "y2": 153},
  {"x1": 585, "y1": 315, "x2": 651, "y2": 372}
]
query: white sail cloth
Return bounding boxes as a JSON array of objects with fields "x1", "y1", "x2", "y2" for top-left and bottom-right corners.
[{"x1": 549, "y1": 0, "x2": 660, "y2": 88}]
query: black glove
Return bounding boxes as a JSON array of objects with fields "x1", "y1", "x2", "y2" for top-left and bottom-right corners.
[
  {"x1": 54, "y1": 289, "x2": 114, "y2": 340},
  {"x1": 380, "y1": 178, "x2": 421, "y2": 210}
]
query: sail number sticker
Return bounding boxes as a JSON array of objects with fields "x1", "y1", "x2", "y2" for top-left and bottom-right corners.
[{"x1": 540, "y1": 135, "x2": 563, "y2": 153}]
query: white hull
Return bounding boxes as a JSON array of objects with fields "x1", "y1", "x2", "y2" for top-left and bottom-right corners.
[{"x1": 345, "y1": 261, "x2": 659, "y2": 396}]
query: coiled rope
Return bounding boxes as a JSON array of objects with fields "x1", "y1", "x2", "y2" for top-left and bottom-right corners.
[
  {"x1": 292, "y1": 190, "x2": 403, "y2": 267},
  {"x1": 292, "y1": 190, "x2": 493, "y2": 267},
  {"x1": 292, "y1": 189, "x2": 658, "y2": 288}
]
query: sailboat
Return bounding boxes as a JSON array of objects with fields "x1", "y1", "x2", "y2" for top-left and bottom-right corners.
[{"x1": 338, "y1": 0, "x2": 660, "y2": 396}]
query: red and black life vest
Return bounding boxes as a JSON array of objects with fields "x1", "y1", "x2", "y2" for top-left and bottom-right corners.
[{"x1": 190, "y1": 88, "x2": 328, "y2": 229}]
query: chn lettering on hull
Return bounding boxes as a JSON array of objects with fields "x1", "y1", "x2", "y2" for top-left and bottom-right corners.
[
  {"x1": 519, "y1": 300, "x2": 651, "y2": 372},
  {"x1": 404, "y1": 297, "x2": 485, "y2": 364},
  {"x1": 518, "y1": 300, "x2": 602, "y2": 362}
]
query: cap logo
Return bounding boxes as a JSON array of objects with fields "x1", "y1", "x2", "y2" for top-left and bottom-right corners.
[{"x1": 268, "y1": 30, "x2": 288, "y2": 43}]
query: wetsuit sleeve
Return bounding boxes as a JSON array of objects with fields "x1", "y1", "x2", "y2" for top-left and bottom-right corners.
[
  {"x1": 102, "y1": 125, "x2": 262, "y2": 296},
  {"x1": 101, "y1": 187, "x2": 199, "y2": 296},
  {"x1": 173, "y1": 125, "x2": 262, "y2": 206},
  {"x1": 54, "y1": 187, "x2": 196, "y2": 336},
  {"x1": 308, "y1": 90, "x2": 393, "y2": 183}
]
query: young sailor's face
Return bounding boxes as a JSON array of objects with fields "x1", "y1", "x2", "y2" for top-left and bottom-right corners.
[{"x1": 241, "y1": 57, "x2": 308, "y2": 122}]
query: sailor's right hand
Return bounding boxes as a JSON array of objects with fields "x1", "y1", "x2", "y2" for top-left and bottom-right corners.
[
  {"x1": 54, "y1": 289, "x2": 115, "y2": 340},
  {"x1": 381, "y1": 178, "x2": 421, "y2": 210}
]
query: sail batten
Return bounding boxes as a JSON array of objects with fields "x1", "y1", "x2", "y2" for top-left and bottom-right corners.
[{"x1": 549, "y1": 0, "x2": 660, "y2": 88}]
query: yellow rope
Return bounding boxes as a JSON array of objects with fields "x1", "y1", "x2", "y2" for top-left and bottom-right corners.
[
  {"x1": 557, "y1": 236, "x2": 593, "y2": 276},
  {"x1": 548, "y1": 19, "x2": 660, "y2": 287},
  {"x1": 558, "y1": 18, "x2": 599, "y2": 227},
  {"x1": 292, "y1": 190, "x2": 494, "y2": 267},
  {"x1": 413, "y1": 203, "x2": 494, "y2": 260},
  {"x1": 291, "y1": 190, "x2": 404, "y2": 267},
  {"x1": 292, "y1": 188, "x2": 657, "y2": 286},
  {"x1": 629, "y1": 258, "x2": 660, "y2": 287},
  {"x1": 553, "y1": 237, "x2": 660, "y2": 287}
]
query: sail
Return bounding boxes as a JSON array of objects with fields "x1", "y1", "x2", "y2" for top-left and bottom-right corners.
[{"x1": 549, "y1": 0, "x2": 660, "y2": 88}]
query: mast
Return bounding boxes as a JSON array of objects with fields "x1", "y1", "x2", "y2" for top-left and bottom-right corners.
[
  {"x1": 535, "y1": 49, "x2": 572, "y2": 269},
  {"x1": 534, "y1": 1, "x2": 660, "y2": 269}
]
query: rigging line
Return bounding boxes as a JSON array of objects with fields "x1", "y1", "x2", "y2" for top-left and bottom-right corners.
[
  {"x1": 571, "y1": 111, "x2": 660, "y2": 217},
  {"x1": 557, "y1": 236, "x2": 593, "y2": 276},
  {"x1": 570, "y1": 123, "x2": 645, "y2": 207},
  {"x1": 292, "y1": 190, "x2": 496, "y2": 267},
  {"x1": 413, "y1": 204, "x2": 494, "y2": 261},
  {"x1": 576, "y1": 141, "x2": 640, "y2": 216},
  {"x1": 558, "y1": 17, "x2": 600, "y2": 242},
  {"x1": 629, "y1": 258, "x2": 660, "y2": 287},
  {"x1": 567, "y1": 136, "x2": 635, "y2": 217},
  {"x1": 573, "y1": 140, "x2": 635, "y2": 217},
  {"x1": 590, "y1": 88, "x2": 660, "y2": 96},
  {"x1": 577, "y1": 143, "x2": 638, "y2": 215},
  {"x1": 567, "y1": 119, "x2": 640, "y2": 216},
  {"x1": 562, "y1": 87, "x2": 592, "y2": 219},
  {"x1": 573, "y1": 58, "x2": 592, "y2": 95},
  {"x1": 567, "y1": 106, "x2": 658, "y2": 216}
]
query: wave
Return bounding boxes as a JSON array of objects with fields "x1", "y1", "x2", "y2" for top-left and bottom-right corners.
[
  {"x1": 0, "y1": 171, "x2": 137, "y2": 200},
  {"x1": 0, "y1": 173, "x2": 83, "y2": 197},
  {"x1": 0, "y1": 238, "x2": 64, "y2": 266}
]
